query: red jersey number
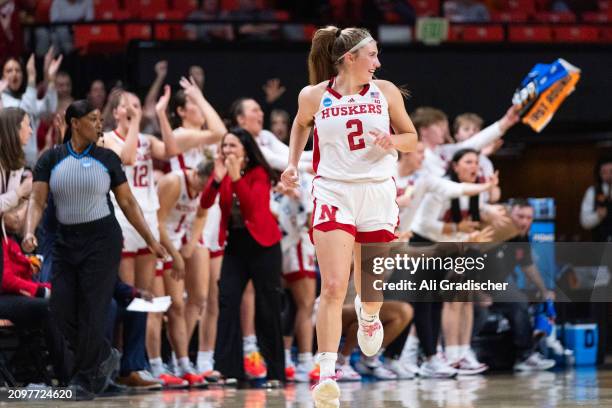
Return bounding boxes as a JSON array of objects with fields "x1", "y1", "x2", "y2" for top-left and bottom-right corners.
[
  {"x1": 133, "y1": 165, "x2": 149, "y2": 187},
  {"x1": 346, "y1": 119, "x2": 365, "y2": 151}
]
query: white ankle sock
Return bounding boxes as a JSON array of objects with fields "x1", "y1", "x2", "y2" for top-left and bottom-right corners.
[
  {"x1": 318, "y1": 352, "x2": 337, "y2": 378},
  {"x1": 298, "y1": 352, "x2": 314, "y2": 366},
  {"x1": 445, "y1": 345, "x2": 461, "y2": 363},
  {"x1": 149, "y1": 357, "x2": 163, "y2": 377},
  {"x1": 197, "y1": 351, "x2": 214, "y2": 371},
  {"x1": 178, "y1": 357, "x2": 192, "y2": 375},
  {"x1": 243, "y1": 335, "x2": 258, "y2": 355},
  {"x1": 400, "y1": 335, "x2": 419, "y2": 360},
  {"x1": 285, "y1": 349, "x2": 293, "y2": 367}
]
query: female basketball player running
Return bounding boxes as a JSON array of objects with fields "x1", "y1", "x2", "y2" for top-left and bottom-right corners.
[{"x1": 281, "y1": 26, "x2": 418, "y2": 407}]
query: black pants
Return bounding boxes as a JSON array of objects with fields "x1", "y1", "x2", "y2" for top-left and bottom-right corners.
[
  {"x1": 214, "y1": 228, "x2": 285, "y2": 381},
  {"x1": 0, "y1": 295, "x2": 72, "y2": 383},
  {"x1": 384, "y1": 323, "x2": 412, "y2": 360},
  {"x1": 489, "y1": 283, "x2": 533, "y2": 361},
  {"x1": 411, "y1": 302, "x2": 443, "y2": 357},
  {"x1": 51, "y1": 215, "x2": 122, "y2": 391},
  {"x1": 406, "y1": 232, "x2": 443, "y2": 358}
]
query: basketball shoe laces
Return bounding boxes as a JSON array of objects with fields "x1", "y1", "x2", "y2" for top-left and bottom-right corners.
[{"x1": 360, "y1": 320, "x2": 382, "y2": 337}]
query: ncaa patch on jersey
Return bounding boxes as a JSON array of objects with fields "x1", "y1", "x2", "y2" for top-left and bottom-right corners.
[{"x1": 323, "y1": 97, "x2": 333, "y2": 107}]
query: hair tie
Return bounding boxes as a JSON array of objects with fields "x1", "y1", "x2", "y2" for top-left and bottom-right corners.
[{"x1": 335, "y1": 28, "x2": 342, "y2": 38}]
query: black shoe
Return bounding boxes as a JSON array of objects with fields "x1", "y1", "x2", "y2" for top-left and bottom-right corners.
[
  {"x1": 69, "y1": 384, "x2": 95, "y2": 401},
  {"x1": 98, "y1": 380, "x2": 128, "y2": 397},
  {"x1": 93, "y1": 348, "x2": 121, "y2": 394}
]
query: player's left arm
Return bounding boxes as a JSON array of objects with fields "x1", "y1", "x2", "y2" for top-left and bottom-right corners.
[{"x1": 376, "y1": 80, "x2": 418, "y2": 153}]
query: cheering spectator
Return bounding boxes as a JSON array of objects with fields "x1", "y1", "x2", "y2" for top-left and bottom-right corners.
[
  {"x1": 270, "y1": 109, "x2": 290, "y2": 143},
  {"x1": 1, "y1": 50, "x2": 62, "y2": 167},
  {"x1": 87, "y1": 79, "x2": 107, "y2": 111},
  {"x1": 0, "y1": 107, "x2": 33, "y2": 215},
  {"x1": 200, "y1": 127, "x2": 285, "y2": 382}
]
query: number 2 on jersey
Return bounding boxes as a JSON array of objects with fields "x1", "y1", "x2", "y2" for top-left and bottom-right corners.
[
  {"x1": 346, "y1": 119, "x2": 365, "y2": 151},
  {"x1": 133, "y1": 165, "x2": 149, "y2": 187}
]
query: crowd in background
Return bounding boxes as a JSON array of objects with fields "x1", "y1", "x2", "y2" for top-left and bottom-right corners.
[
  {"x1": 1, "y1": 0, "x2": 609, "y2": 62},
  {"x1": 1, "y1": 42, "x2": 611, "y2": 397}
]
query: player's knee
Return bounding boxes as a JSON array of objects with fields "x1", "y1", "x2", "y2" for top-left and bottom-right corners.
[
  {"x1": 169, "y1": 299, "x2": 186, "y2": 316},
  {"x1": 188, "y1": 294, "x2": 208, "y2": 311},
  {"x1": 320, "y1": 279, "x2": 348, "y2": 303}
]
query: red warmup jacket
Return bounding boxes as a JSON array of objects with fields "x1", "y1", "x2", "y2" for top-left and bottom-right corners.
[
  {"x1": 1, "y1": 237, "x2": 50, "y2": 297},
  {"x1": 200, "y1": 166, "x2": 281, "y2": 248}
]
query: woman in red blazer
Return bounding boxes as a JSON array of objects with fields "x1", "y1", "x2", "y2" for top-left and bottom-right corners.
[{"x1": 199, "y1": 127, "x2": 285, "y2": 383}]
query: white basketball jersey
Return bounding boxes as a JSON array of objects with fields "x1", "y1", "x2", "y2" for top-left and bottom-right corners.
[
  {"x1": 313, "y1": 79, "x2": 397, "y2": 182},
  {"x1": 107, "y1": 130, "x2": 159, "y2": 213},
  {"x1": 164, "y1": 170, "x2": 200, "y2": 245}
]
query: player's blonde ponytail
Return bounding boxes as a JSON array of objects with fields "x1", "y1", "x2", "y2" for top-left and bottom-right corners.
[{"x1": 308, "y1": 26, "x2": 372, "y2": 85}]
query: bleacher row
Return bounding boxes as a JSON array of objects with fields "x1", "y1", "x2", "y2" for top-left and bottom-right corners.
[
  {"x1": 30, "y1": 0, "x2": 612, "y2": 54},
  {"x1": 34, "y1": 0, "x2": 612, "y2": 23}
]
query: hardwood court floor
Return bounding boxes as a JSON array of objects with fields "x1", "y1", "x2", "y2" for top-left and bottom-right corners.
[{"x1": 3, "y1": 368, "x2": 611, "y2": 407}]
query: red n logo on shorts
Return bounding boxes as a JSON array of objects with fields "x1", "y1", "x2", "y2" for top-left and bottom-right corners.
[{"x1": 319, "y1": 205, "x2": 338, "y2": 222}]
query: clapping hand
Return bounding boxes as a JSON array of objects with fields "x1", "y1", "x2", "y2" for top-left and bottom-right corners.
[
  {"x1": 225, "y1": 154, "x2": 244, "y2": 181},
  {"x1": 155, "y1": 85, "x2": 171, "y2": 114}
]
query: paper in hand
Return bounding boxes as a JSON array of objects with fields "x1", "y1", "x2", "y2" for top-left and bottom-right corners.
[{"x1": 127, "y1": 296, "x2": 172, "y2": 313}]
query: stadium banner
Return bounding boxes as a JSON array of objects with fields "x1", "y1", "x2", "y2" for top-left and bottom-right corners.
[{"x1": 359, "y1": 242, "x2": 611, "y2": 303}]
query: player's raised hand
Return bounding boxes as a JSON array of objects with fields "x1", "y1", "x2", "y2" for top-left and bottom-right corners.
[
  {"x1": 180, "y1": 75, "x2": 205, "y2": 104},
  {"x1": 26, "y1": 54, "x2": 36, "y2": 85},
  {"x1": 155, "y1": 84, "x2": 171, "y2": 114},
  {"x1": 262, "y1": 78, "x2": 286, "y2": 104},
  {"x1": 499, "y1": 105, "x2": 521, "y2": 133},
  {"x1": 155, "y1": 60, "x2": 168, "y2": 79}
]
